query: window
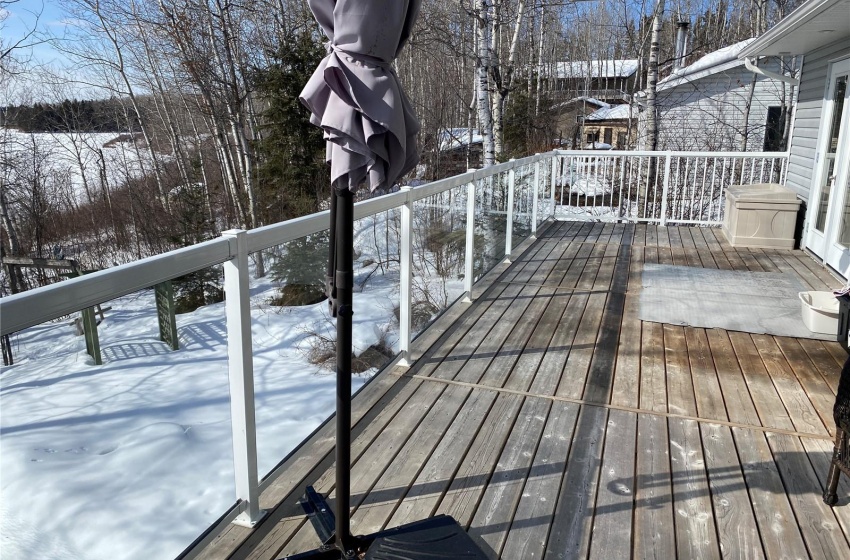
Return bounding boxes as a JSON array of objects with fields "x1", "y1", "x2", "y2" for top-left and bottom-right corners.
[
  {"x1": 587, "y1": 131, "x2": 599, "y2": 143},
  {"x1": 763, "y1": 106, "x2": 785, "y2": 151},
  {"x1": 604, "y1": 128, "x2": 613, "y2": 145}
]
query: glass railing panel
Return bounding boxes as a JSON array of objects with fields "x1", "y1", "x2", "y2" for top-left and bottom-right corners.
[
  {"x1": 511, "y1": 162, "x2": 534, "y2": 250},
  {"x1": 0, "y1": 266, "x2": 235, "y2": 559},
  {"x1": 475, "y1": 173, "x2": 509, "y2": 279},
  {"x1": 251, "y1": 220, "x2": 394, "y2": 476},
  {"x1": 352, "y1": 209, "x2": 401, "y2": 372},
  {"x1": 409, "y1": 185, "x2": 468, "y2": 337}
]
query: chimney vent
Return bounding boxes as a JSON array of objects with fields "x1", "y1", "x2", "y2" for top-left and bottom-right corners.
[{"x1": 674, "y1": 19, "x2": 690, "y2": 71}]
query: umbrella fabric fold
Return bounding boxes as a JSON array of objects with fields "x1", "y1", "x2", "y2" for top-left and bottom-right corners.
[{"x1": 300, "y1": 0, "x2": 421, "y2": 193}]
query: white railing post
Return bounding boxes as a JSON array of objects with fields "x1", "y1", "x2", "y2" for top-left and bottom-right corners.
[
  {"x1": 463, "y1": 179, "x2": 476, "y2": 303},
  {"x1": 398, "y1": 186, "x2": 413, "y2": 366},
  {"x1": 550, "y1": 154, "x2": 558, "y2": 216},
  {"x1": 222, "y1": 229, "x2": 265, "y2": 528},
  {"x1": 532, "y1": 157, "x2": 540, "y2": 237},
  {"x1": 660, "y1": 152, "x2": 672, "y2": 226},
  {"x1": 505, "y1": 161, "x2": 515, "y2": 261}
]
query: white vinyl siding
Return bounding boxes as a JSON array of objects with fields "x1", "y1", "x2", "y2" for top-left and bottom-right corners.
[
  {"x1": 652, "y1": 60, "x2": 791, "y2": 151},
  {"x1": 786, "y1": 37, "x2": 850, "y2": 201}
]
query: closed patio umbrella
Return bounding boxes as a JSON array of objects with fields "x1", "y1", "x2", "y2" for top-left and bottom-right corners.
[{"x1": 293, "y1": 1, "x2": 488, "y2": 558}]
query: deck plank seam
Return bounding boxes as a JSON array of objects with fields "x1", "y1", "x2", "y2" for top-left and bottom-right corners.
[{"x1": 392, "y1": 372, "x2": 834, "y2": 442}]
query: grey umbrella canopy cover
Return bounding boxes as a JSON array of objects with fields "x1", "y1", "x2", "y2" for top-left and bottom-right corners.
[{"x1": 299, "y1": 0, "x2": 422, "y2": 193}]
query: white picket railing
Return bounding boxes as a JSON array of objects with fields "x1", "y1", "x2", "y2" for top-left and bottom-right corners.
[
  {"x1": 0, "y1": 147, "x2": 789, "y2": 546},
  {"x1": 552, "y1": 149, "x2": 789, "y2": 225}
]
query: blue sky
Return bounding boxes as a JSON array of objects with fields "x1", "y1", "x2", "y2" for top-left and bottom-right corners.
[{"x1": 3, "y1": 0, "x2": 69, "y2": 66}]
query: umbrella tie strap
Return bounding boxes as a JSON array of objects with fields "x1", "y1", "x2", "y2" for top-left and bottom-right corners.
[{"x1": 326, "y1": 42, "x2": 392, "y2": 69}]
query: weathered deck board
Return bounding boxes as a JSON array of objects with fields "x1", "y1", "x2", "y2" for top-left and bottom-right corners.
[
  {"x1": 186, "y1": 224, "x2": 848, "y2": 560},
  {"x1": 499, "y1": 400, "x2": 580, "y2": 559},
  {"x1": 685, "y1": 327, "x2": 728, "y2": 422},
  {"x1": 587, "y1": 409, "x2": 637, "y2": 560},
  {"x1": 732, "y1": 428, "x2": 809, "y2": 560},
  {"x1": 633, "y1": 414, "x2": 676, "y2": 560},
  {"x1": 670, "y1": 417, "x2": 720, "y2": 559},
  {"x1": 700, "y1": 423, "x2": 764, "y2": 560},
  {"x1": 468, "y1": 396, "x2": 553, "y2": 557}
]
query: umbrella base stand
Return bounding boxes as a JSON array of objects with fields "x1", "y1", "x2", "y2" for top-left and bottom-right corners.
[{"x1": 281, "y1": 488, "x2": 490, "y2": 559}]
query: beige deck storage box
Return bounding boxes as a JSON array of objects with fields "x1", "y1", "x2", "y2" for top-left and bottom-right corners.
[{"x1": 722, "y1": 183, "x2": 801, "y2": 248}]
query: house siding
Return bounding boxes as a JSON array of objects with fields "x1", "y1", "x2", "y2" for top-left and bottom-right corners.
[
  {"x1": 651, "y1": 59, "x2": 792, "y2": 152},
  {"x1": 785, "y1": 37, "x2": 850, "y2": 201}
]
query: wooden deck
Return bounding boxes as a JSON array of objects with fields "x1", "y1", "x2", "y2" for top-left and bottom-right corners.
[{"x1": 191, "y1": 222, "x2": 850, "y2": 560}]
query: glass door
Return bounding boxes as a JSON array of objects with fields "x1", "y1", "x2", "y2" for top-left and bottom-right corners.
[{"x1": 807, "y1": 58, "x2": 850, "y2": 278}]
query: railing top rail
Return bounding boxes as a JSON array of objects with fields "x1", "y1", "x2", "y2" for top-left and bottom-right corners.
[
  {"x1": 0, "y1": 151, "x2": 560, "y2": 337},
  {"x1": 554, "y1": 149, "x2": 791, "y2": 158},
  {"x1": 246, "y1": 150, "x2": 556, "y2": 254},
  {"x1": 0, "y1": 238, "x2": 233, "y2": 336}
]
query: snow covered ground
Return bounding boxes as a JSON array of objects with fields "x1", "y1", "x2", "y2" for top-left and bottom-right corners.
[
  {"x1": 1, "y1": 128, "x2": 155, "y2": 204},
  {"x1": 0, "y1": 215, "x2": 465, "y2": 560}
]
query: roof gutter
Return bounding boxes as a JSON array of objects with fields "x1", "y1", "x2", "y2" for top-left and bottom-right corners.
[
  {"x1": 743, "y1": 57, "x2": 799, "y2": 86},
  {"x1": 738, "y1": 0, "x2": 839, "y2": 57}
]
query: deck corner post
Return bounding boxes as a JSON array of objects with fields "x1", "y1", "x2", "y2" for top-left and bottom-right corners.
[
  {"x1": 550, "y1": 153, "x2": 558, "y2": 217},
  {"x1": 464, "y1": 180, "x2": 476, "y2": 302},
  {"x1": 221, "y1": 229, "x2": 265, "y2": 528},
  {"x1": 660, "y1": 152, "x2": 673, "y2": 227},
  {"x1": 398, "y1": 186, "x2": 414, "y2": 366},
  {"x1": 505, "y1": 161, "x2": 516, "y2": 262},
  {"x1": 532, "y1": 157, "x2": 540, "y2": 238}
]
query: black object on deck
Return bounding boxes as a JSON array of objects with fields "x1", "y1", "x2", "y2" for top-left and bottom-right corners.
[
  {"x1": 824, "y1": 355, "x2": 850, "y2": 506},
  {"x1": 364, "y1": 515, "x2": 492, "y2": 559},
  {"x1": 837, "y1": 294, "x2": 850, "y2": 354},
  {"x1": 301, "y1": 486, "x2": 335, "y2": 546},
  {"x1": 280, "y1": 513, "x2": 490, "y2": 560}
]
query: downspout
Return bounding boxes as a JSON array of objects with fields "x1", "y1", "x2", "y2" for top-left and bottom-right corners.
[{"x1": 743, "y1": 57, "x2": 799, "y2": 86}]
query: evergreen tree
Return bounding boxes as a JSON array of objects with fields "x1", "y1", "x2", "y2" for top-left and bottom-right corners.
[{"x1": 255, "y1": 30, "x2": 328, "y2": 223}]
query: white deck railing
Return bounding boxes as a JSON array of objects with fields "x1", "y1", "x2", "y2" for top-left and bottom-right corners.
[
  {"x1": 553, "y1": 149, "x2": 789, "y2": 225},
  {"x1": 0, "y1": 147, "x2": 789, "y2": 543}
]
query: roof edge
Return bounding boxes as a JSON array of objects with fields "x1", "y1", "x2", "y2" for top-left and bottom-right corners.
[
  {"x1": 657, "y1": 58, "x2": 745, "y2": 91},
  {"x1": 738, "y1": 0, "x2": 841, "y2": 57}
]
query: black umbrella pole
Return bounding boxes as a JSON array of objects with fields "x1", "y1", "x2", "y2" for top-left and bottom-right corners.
[{"x1": 334, "y1": 188, "x2": 354, "y2": 554}]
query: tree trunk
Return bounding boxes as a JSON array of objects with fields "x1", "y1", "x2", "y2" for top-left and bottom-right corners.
[
  {"x1": 475, "y1": 0, "x2": 495, "y2": 167},
  {"x1": 645, "y1": 0, "x2": 666, "y2": 152},
  {"x1": 88, "y1": 2, "x2": 169, "y2": 211},
  {"x1": 535, "y1": 4, "x2": 545, "y2": 117},
  {"x1": 491, "y1": 0, "x2": 525, "y2": 159},
  {"x1": 740, "y1": 72, "x2": 757, "y2": 152}
]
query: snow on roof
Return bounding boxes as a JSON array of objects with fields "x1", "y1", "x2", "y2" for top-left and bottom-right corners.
[
  {"x1": 586, "y1": 103, "x2": 633, "y2": 121},
  {"x1": 658, "y1": 38, "x2": 757, "y2": 90},
  {"x1": 439, "y1": 128, "x2": 483, "y2": 151},
  {"x1": 551, "y1": 59, "x2": 640, "y2": 79},
  {"x1": 551, "y1": 96, "x2": 610, "y2": 111}
]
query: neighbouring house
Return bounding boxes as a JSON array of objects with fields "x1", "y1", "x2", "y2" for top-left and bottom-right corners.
[
  {"x1": 640, "y1": 38, "x2": 796, "y2": 152},
  {"x1": 551, "y1": 96, "x2": 610, "y2": 148},
  {"x1": 548, "y1": 59, "x2": 640, "y2": 103},
  {"x1": 582, "y1": 103, "x2": 638, "y2": 149},
  {"x1": 432, "y1": 128, "x2": 483, "y2": 177},
  {"x1": 740, "y1": 0, "x2": 850, "y2": 278}
]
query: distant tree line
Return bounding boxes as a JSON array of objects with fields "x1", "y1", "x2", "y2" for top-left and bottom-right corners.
[{"x1": 1, "y1": 98, "x2": 138, "y2": 133}]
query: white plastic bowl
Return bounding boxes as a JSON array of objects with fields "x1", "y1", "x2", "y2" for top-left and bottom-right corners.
[{"x1": 799, "y1": 291, "x2": 840, "y2": 335}]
